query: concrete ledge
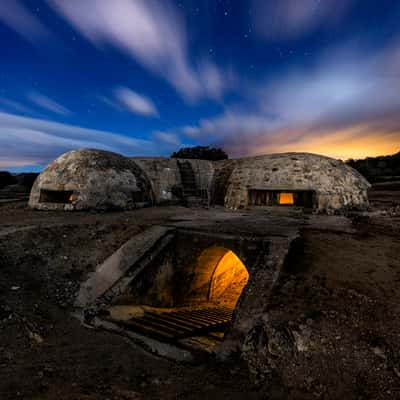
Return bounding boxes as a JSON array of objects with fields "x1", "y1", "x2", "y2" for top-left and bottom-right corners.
[
  {"x1": 94, "y1": 317, "x2": 194, "y2": 362},
  {"x1": 75, "y1": 225, "x2": 173, "y2": 307}
]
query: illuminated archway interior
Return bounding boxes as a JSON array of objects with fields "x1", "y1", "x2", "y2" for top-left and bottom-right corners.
[
  {"x1": 106, "y1": 245, "x2": 249, "y2": 345},
  {"x1": 186, "y1": 246, "x2": 249, "y2": 310}
]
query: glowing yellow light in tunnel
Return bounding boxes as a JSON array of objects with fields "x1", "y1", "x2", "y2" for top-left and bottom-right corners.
[
  {"x1": 189, "y1": 247, "x2": 249, "y2": 308},
  {"x1": 68, "y1": 194, "x2": 75, "y2": 202},
  {"x1": 279, "y1": 192, "x2": 294, "y2": 205},
  {"x1": 209, "y1": 250, "x2": 249, "y2": 305}
]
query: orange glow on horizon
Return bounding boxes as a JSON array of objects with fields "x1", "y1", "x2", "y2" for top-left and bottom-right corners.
[{"x1": 253, "y1": 126, "x2": 400, "y2": 161}]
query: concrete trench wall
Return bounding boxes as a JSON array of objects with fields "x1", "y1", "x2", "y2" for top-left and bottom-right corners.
[{"x1": 75, "y1": 225, "x2": 175, "y2": 308}]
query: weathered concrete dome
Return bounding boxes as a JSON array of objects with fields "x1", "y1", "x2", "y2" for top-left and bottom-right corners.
[
  {"x1": 216, "y1": 152, "x2": 370, "y2": 212},
  {"x1": 29, "y1": 149, "x2": 152, "y2": 210}
]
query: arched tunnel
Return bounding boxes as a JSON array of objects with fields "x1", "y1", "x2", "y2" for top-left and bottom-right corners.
[
  {"x1": 77, "y1": 227, "x2": 273, "y2": 355},
  {"x1": 186, "y1": 246, "x2": 249, "y2": 309},
  {"x1": 105, "y1": 244, "x2": 250, "y2": 346}
]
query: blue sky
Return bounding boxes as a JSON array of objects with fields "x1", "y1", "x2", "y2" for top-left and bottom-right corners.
[{"x1": 1, "y1": 0, "x2": 400, "y2": 171}]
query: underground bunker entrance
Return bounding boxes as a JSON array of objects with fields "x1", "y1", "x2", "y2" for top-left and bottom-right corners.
[
  {"x1": 248, "y1": 189, "x2": 316, "y2": 208},
  {"x1": 97, "y1": 230, "x2": 264, "y2": 352}
]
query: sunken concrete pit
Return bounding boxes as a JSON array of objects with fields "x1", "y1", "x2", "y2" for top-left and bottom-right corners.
[{"x1": 75, "y1": 213, "x2": 299, "y2": 365}]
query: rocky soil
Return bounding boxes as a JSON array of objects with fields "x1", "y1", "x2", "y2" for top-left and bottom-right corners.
[{"x1": 0, "y1": 186, "x2": 399, "y2": 399}]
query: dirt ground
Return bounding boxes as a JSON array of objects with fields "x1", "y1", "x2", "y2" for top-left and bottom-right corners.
[{"x1": 0, "y1": 187, "x2": 399, "y2": 400}]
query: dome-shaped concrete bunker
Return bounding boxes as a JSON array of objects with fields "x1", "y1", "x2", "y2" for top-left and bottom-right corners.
[
  {"x1": 215, "y1": 152, "x2": 370, "y2": 212},
  {"x1": 29, "y1": 149, "x2": 370, "y2": 213},
  {"x1": 29, "y1": 149, "x2": 153, "y2": 210}
]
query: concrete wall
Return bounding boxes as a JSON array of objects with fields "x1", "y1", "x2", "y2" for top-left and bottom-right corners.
[{"x1": 132, "y1": 157, "x2": 214, "y2": 204}]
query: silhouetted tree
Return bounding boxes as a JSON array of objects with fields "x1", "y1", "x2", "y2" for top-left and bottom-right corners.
[
  {"x1": 171, "y1": 146, "x2": 228, "y2": 161},
  {"x1": 16, "y1": 173, "x2": 39, "y2": 189},
  {"x1": 346, "y1": 151, "x2": 400, "y2": 182},
  {"x1": 0, "y1": 171, "x2": 17, "y2": 189}
]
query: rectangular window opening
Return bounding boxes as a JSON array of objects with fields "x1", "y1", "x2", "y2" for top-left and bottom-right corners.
[
  {"x1": 39, "y1": 189, "x2": 74, "y2": 204},
  {"x1": 279, "y1": 192, "x2": 294, "y2": 205},
  {"x1": 248, "y1": 189, "x2": 315, "y2": 208}
]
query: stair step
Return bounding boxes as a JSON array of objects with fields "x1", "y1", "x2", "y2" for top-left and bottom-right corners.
[{"x1": 183, "y1": 191, "x2": 200, "y2": 196}]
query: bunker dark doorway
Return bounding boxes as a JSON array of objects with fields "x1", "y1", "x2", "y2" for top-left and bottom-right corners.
[
  {"x1": 105, "y1": 246, "x2": 249, "y2": 349},
  {"x1": 248, "y1": 189, "x2": 315, "y2": 208},
  {"x1": 39, "y1": 189, "x2": 74, "y2": 203}
]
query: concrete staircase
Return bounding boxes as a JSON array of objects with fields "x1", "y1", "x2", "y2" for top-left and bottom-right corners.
[{"x1": 177, "y1": 161, "x2": 207, "y2": 208}]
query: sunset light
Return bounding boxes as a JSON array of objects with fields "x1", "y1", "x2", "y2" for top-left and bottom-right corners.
[{"x1": 0, "y1": 0, "x2": 398, "y2": 170}]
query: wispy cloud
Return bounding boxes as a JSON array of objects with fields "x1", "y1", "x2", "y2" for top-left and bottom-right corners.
[
  {"x1": 252, "y1": 0, "x2": 353, "y2": 41},
  {"x1": 96, "y1": 95, "x2": 124, "y2": 112},
  {"x1": 47, "y1": 0, "x2": 233, "y2": 101},
  {"x1": 153, "y1": 131, "x2": 180, "y2": 147},
  {"x1": 28, "y1": 92, "x2": 71, "y2": 116},
  {"x1": 179, "y1": 41, "x2": 400, "y2": 159},
  {"x1": 197, "y1": 60, "x2": 237, "y2": 101},
  {"x1": 0, "y1": 111, "x2": 155, "y2": 168},
  {"x1": 0, "y1": 97, "x2": 35, "y2": 115},
  {"x1": 114, "y1": 87, "x2": 158, "y2": 117},
  {"x1": 0, "y1": 0, "x2": 50, "y2": 42}
]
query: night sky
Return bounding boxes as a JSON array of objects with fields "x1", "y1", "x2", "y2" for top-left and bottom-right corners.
[{"x1": 1, "y1": 0, "x2": 400, "y2": 171}]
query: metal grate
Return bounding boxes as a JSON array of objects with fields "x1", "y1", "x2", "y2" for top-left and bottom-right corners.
[{"x1": 108, "y1": 305, "x2": 233, "y2": 342}]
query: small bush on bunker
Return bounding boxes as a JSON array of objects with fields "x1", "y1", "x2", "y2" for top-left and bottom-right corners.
[{"x1": 171, "y1": 146, "x2": 228, "y2": 161}]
